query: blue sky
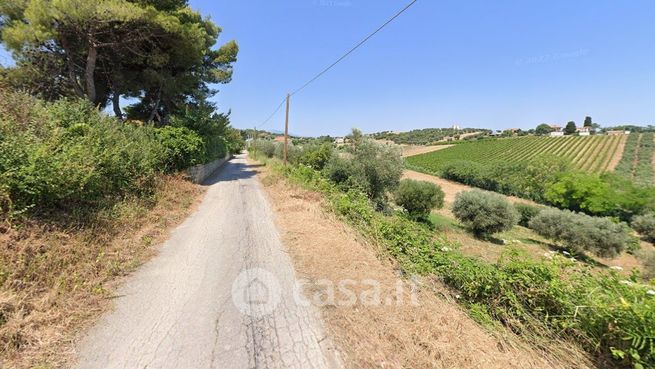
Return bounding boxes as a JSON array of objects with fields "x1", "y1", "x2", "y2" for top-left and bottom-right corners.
[{"x1": 2, "y1": 1, "x2": 654, "y2": 136}]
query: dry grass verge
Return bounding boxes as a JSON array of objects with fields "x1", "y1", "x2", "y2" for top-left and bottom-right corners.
[
  {"x1": 0, "y1": 175, "x2": 204, "y2": 368},
  {"x1": 256, "y1": 163, "x2": 593, "y2": 369}
]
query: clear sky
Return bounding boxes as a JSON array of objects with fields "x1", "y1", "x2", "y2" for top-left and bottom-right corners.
[{"x1": 2, "y1": 1, "x2": 654, "y2": 136}]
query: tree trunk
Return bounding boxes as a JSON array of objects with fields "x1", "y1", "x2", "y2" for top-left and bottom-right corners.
[
  {"x1": 147, "y1": 89, "x2": 162, "y2": 124},
  {"x1": 60, "y1": 35, "x2": 85, "y2": 98},
  {"x1": 85, "y1": 45, "x2": 98, "y2": 103},
  {"x1": 112, "y1": 91, "x2": 123, "y2": 120}
]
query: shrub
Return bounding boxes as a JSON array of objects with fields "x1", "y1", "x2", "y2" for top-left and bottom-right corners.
[
  {"x1": 324, "y1": 130, "x2": 403, "y2": 208},
  {"x1": 544, "y1": 172, "x2": 614, "y2": 215},
  {"x1": 252, "y1": 140, "x2": 276, "y2": 158},
  {"x1": 452, "y1": 190, "x2": 518, "y2": 238},
  {"x1": 225, "y1": 127, "x2": 245, "y2": 154},
  {"x1": 156, "y1": 126, "x2": 205, "y2": 172},
  {"x1": 0, "y1": 96, "x2": 164, "y2": 214},
  {"x1": 529, "y1": 208, "x2": 629, "y2": 258},
  {"x1": 632, "y1": 214, "x2": 655, "y2": 242},
  {"x1": 168, "y1": 102, "x2": 229, "y2": 161},
  {"x1": 514, "y1": 203, "x2": 542, "y2": 227},
  {"x1": 298, "y1": 143, "x2": 333, "y2": 170},
  {"x1": 394, "y1": 179, "x2": 444, "y2": 220}
]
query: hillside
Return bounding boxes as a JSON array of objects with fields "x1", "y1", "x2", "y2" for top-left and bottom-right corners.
[
  {"x1": 371, "y1": 128, "x2": 489, "y2": 145},
  {"x1": 406, "y1": 135, "x2": 628, "y2": 174}
]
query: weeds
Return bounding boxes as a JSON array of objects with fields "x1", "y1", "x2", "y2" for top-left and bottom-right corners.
[{"x1": 269, "y1": 158, "x2": 655, "y2": 369}]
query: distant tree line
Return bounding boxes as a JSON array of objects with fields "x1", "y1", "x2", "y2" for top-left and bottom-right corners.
[{"x1": 371, "y1": 128, "x2": 490, "y2": 145}]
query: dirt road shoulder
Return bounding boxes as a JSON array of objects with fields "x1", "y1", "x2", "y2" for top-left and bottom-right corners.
[{"x1": 257, "y1": 163, "x2": 576, "y2": 369}]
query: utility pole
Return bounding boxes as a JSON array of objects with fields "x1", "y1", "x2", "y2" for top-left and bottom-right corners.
[
  {"x1": 252, "y1": 126, "x2": 257, "y2": 154},
  {"x1": 283, "y1": 93, "x2": 290, "y2": 165}
]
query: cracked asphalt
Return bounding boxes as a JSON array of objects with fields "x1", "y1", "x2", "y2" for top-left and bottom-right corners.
[{"x1": 74, "y1": 155, "x2": 342, "y2": 369}]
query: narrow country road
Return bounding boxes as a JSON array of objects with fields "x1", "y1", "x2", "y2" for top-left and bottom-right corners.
[{"x1": 75, "y1": 154, "x2": 341, "y2": 369}]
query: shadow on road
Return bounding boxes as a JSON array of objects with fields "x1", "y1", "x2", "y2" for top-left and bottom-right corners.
[{"x1": 202, "y1": 160, "x2": 257, "y2": 185}]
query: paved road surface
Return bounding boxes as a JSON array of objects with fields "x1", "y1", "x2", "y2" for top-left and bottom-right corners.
[{"x1": 75, "y1": 154, "x2": 341, "y2": 369}]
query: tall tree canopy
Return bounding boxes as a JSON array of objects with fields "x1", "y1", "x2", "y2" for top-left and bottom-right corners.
[
  {"x1": 564, "y1": 121, "x2": 577, "y2": 135},
  {"x1": 0, "y1": 0, "x2": 238, "y2": 122}
]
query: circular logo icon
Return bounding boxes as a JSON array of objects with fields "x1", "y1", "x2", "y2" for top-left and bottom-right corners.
[{"x1": 231, "y1": 268, "x2": 281, "y2": 318}]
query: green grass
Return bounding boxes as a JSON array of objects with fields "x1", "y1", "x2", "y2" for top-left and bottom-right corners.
[{"x1": 406, "y1": 135, "x2": 623, "y2": 174}]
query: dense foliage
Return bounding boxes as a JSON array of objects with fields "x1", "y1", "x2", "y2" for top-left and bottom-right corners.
[
  {"x1": 452, "y1": 190, "x2": 518, "y2": 238},
  {"x1": 0, "y1": 89, "x2": 242, "y2": 217},
  {"x1": 394, "y1": 179, "x2": 444, "y2": 220},
  {"x1": 514, "y1": 203, "x2": 542, "y2": 227},
  {"x1": 272, "y1": 161, "x2": 655, "y2": 369},
  {"x1": 155, "y1": 126, "x2": 205, "y2": 171},
  {"x1": 324, "y1": 130, "x2": 404, "y2": 208},
  {"x1": 632, "y1": 214, "x2": 655, "y2": 243},
  {"x1": 544, "y1": 172, "x2": 655, "y2": 221},
  {"x1": 529, "y1": 208, "x2": 631, "y2": 258},
  {"x1": 0, "y1": 93, "x2": 163, "y2": 215},
  {"x1": 0, "y1": 0, "x2": 238, "y2": 122}
]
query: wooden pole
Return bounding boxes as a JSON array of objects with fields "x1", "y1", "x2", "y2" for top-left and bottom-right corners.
[{"x1": 283, "y1": 93, "x2": 290, "y2": 165}]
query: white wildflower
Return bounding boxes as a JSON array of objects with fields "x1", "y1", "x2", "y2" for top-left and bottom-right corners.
[
  {"x1": 619, "y1": 280, "x2": 632, "y2": 285},
  {"x1": 441, "y1": 247, "x2": 452, "y2": 252},
  {"x1": 647, "y1": 290, "x2": 655, "y2": 296},
  {"x1": 610, "y1": 266, "x2": 623, "y2": 271}
]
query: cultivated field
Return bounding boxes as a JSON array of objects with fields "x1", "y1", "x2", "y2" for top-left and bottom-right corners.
[
  {"x1": 406, "y1": 135, "x2": 627, "y2": 174},
  {"x1": 614, "y1": 132, "x2": 654, "y2": 185}
]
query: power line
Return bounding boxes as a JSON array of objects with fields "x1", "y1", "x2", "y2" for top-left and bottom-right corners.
[
  {"x1": 254, "y1": 0, "x2": 418, "y2": 131},
  {"x1": 289, "y1": 0, "x2": 418, "y2": 97},
  {"x1": 256, "y1": 97, "x2": 286, "y2": 129}
]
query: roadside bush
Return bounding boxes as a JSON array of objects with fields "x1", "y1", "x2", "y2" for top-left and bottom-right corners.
[
  {"x1": 156, "y1": 126, "x2": 205, "y2": 172},
  {"x1": 298, "y1": 143, "x2": 333, "y2": 170},
  {"x1": 632, "y1": 214, "x2": 655, "y2": 242},
  {"x1": 529, "y1": 208, "x2": 630, "y2": 258},
  {"x1": 514, "y1": 203, "x2": 542, "y2": 227},
  {"x1": 452, "y1": 190, "x2": 518, "y2": 238},
  {"x1": 252, "y1": 140, "x2": 276, "y2": 158},
  {"x1": 225, "y1": 127, "x2": 245, "y2": 154},
  {"x1": 324, "y1": 130, "x2": 403, "y2": 208},
  {"x1": 273, "y1": 141, "x2": 302, "y2": 164},
  {"x1": 0, "y1": 97, "x2": 164, "y2": 215},
  {"x1": 168, "y1": 102, "x2": 229, "y2": 161},
  {"x1": 394, "y1": 179, "x2": 444, "y2": 220}
]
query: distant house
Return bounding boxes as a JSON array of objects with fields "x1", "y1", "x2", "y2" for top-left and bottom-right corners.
[
  {"x1": 549, "y1": 124, "x2": 564, "y2": 137},
  {"x1": 452, "y1": 124, "x2": 461, "y2": 130},
  {"x1": 578, "y1": 127, "x2": 591, "y2": 136},
  {"x1": 607, "y1": 130, "x2": 625, "y2": 136},
  {"x1": 334, "y1": 137, "x2": 346, "y2": 145},
  {"x1": 273, "y1": 136, "x2": 286, "y2": 142}
]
